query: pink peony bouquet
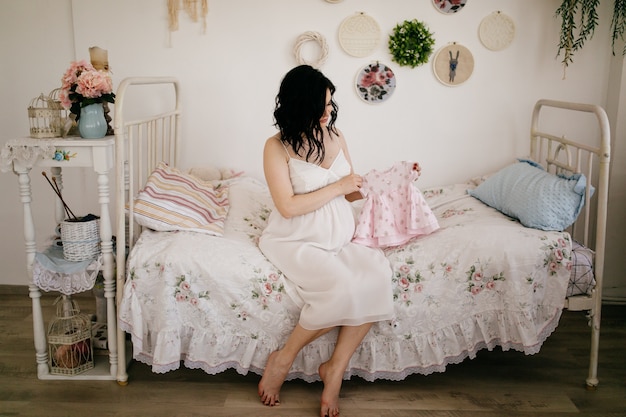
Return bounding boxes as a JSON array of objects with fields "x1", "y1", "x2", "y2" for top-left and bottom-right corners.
[{"x1": 59, "y1": 60, "x2": 115, "y2": 121}]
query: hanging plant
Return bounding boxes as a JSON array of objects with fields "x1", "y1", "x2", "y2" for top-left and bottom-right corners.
[
  {"x1": 611, "y1": 0, "x2": 626, "y2": 55},
  {"x1": 388, "y1": 19, "x2": 436, "y2": 68},
  {"x1": 556, "y1": 0, "x2": 626, "y2": 77}
]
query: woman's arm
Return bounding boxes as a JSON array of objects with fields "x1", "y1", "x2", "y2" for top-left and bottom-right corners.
[
  {"x1": 263, "y1": 135, "x2": 362, "y2": 219},
  {"x1": 335, "y1": 130, "x2": 364, "y2": 203}
]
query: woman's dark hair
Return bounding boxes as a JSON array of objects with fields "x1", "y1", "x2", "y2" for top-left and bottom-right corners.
[{"x1": 273, "y1": 65, "x2": 338, "y2": 164}]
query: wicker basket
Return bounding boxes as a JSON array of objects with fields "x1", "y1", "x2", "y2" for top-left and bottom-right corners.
[
  {"x1": 61, "y1": 217, "x2": 101, "y2": 262},
  {"x1": 28, "y1": 92, "x2": 63, "y2": 138}
]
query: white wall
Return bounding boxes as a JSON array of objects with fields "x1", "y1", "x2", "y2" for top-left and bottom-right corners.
[{"x1": 1, "y1": 0, "x2": 623, "y2": 299}]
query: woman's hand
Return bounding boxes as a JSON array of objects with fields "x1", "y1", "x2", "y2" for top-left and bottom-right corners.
[{"x1": 337, "y1": 173, "x2": 362, "y2": 195}]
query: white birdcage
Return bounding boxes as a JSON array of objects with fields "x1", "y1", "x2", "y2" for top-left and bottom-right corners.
[
  {"x1": 47, "y1": 296, "x2": 94, "y2": 376},
  {"x1": 28, "y1": 91, "x2": 63, "y2": 138}
]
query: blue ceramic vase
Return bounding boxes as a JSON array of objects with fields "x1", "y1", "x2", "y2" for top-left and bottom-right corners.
[{"x1": 78, "y1": 103, "x2": 107, "y2": 139}]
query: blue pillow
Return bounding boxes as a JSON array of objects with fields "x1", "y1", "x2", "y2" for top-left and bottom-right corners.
[{"x1": 468, "y1": 160, "x2": 589, "y2": 231}]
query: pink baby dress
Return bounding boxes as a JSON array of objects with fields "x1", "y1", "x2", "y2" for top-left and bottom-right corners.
[{"x1": 353, "y1": 161, "x2": 440, "y2": 248}]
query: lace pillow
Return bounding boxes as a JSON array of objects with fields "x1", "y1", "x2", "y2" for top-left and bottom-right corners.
[
  {"x1": 215, "y1": 176, "x2": 274, "y2": 243},
  {"x1": 133, "y1": 162, "x2": 229, "y2": 235},
  {"x1": 468, "y1": 159, "x2": 589, "y2": 231}
]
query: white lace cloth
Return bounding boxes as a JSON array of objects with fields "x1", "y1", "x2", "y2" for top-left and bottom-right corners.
[
  {"x1": 0, "y1": 138, "x2": 56, "y2": 173},
  {"x1": 33, "y1": 246, "x2": 102, "y2": 295}
]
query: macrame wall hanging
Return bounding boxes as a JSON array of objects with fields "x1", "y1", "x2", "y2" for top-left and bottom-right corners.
[{"x1": 167, "y1": 0, "x2": 209, "y2": 45}]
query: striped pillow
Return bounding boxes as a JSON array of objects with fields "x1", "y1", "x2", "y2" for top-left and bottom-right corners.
[{"x1": 133, "y1": 162, "x2": 229, "y2": 235}]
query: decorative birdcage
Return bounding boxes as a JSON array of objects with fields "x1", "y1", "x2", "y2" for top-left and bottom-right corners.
[
  {"x1": 47, "y1": 296, "x2": 94, "y2": 376},
  {"x1": 48, "y1": 87, "x2": 77, "y2": 136},
  {"x1": 28, "y1": 91, "x2": 64, "y2": 138}
]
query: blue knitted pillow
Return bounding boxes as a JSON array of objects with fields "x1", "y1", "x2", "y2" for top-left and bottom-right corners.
[{"x1": 468, "y1": 160, "x2": 589, "y2": 231}]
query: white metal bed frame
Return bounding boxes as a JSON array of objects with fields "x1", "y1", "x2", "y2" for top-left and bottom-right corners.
[{"x1": 113, "y1": 79, "x2": 611, "y2": 389}]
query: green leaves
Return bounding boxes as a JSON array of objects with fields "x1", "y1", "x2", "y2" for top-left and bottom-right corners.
[
  {"x1": 612, "y1": 0, "x2": 626, "y2": 55},
  {"x1": 556, "y1": 0, "x2": 625, "y2": 74},
  {"x1": 388, "y1": 19, "x2": 435, "y2": 68}
]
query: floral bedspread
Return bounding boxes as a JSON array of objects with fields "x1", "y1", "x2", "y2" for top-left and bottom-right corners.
[{"x1": 118, "y1": 177, "x2": 574, "y2": 382}]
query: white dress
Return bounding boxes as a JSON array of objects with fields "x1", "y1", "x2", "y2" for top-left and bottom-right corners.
[{"x1": 259, "y1": 148, "x2": 394, "y2": 330}]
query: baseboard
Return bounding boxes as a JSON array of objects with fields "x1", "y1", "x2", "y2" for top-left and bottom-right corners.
[
  {"x1": 0, "y1": 284, "x2": 93, "y2": 297},
  {"x1": 0, "y1": 284, "x2": 29, "y2": 295}
]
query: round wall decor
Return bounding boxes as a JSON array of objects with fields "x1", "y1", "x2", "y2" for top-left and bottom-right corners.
[
  {"x1": 293, "y1": 31, "x2": 329, "y2": 68},
  {"x1": 388, "y1": 19, "x2": 435, "y2": 68},
  {"x1": 433, "y1": 0, "x2": 468, "y2": 14},
  {"x1": 432, "y1": 43, "x2": 474, "y2": 86},
  {"x1": 355, "y1": 62, "x2": 396, "y2": 104},
  {"x1": 479, "y1": 11, "x2": 516, "y2": 51},
  {"x1": 338, "y1": 12, "x2": 381, "y2": 58}
]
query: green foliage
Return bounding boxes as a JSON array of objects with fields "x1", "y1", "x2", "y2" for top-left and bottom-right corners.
[
  {"x1": 388, "y1": 19, "x2": 435, "y2": 68},
  {"x1": 612, "y1": 0, "x2": 626, "y2": 55},
  {"x1": 556, "y1": 0, "x2": 626, "y2": 71},
  {"x1": 556, "y1": 0, "x2": 600, "y2": 67}
]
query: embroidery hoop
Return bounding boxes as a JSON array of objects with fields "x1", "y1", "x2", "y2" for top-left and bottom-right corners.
[
  {"x1": 355, "y1": 62, "x2": 396, "y2": 104},
  {"x1": 294, "y1": 31, "x2": 329, "y2": 68},
  {"x1": 432, "y1": 43, "x2": 474, "y2": 87},
  {"x1": 479, "y1": 11, "x2": 516, "y2": 51},
  {"x1": 432, "y1": 0, "x2": 468, "y2": 14},
  {"x1": 338, "y1": 12, "x2": 381, "y2": 58}
]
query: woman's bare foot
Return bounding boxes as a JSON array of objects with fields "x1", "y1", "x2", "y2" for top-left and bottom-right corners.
[
  {"x1": 318, "y1": 361, "x2": 343, "y2": 417},
  {"x1": 258, "y1": 350, "x2": 290, "y2": 406}
]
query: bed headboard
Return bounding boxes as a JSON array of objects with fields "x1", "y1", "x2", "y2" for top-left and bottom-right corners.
[
  {"x1": 530, "y1": 98, "x2": 610, "y2": 312},
  {"x1": 113, "y1": 76, "x2": 182, "y2": 293}
]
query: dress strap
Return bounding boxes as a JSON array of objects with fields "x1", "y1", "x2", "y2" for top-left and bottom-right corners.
[{"x1": 277, "y1": 137, "x2": 291, "y2": 159}]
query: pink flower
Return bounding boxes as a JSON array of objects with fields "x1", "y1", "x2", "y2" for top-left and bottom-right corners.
[
  {"x1": 554, "y1": 249, "x2": 563, "y2": 261},
  {"x1": 549, "y1": 262, "x2": 558, "y2": 272},
  {"x1": 399, "y1": 265, "x2": 410, "y2": 274},
  {"x1": 486, "y1": 281, "x2": 495, "y2": 290},
  {"x1": 360, "y1": 71, "x2": 377, "y2": 88},
  {"x1": 399, "y1": 277, "x2": 410, "y2": 289},
  {"x1": 59, "y1": 60, "x2": 115, "y2": 119},
  {"x1": 263, "y1": 282, "x2": 273, "y2": 295},
  {"x1": 414, "y1": 284, "x2": 423, "y2": 293},
  {"x1": 268, "y1": 273, "x2": 279, "y2": 282},
  {"x1": 76, "y1": 70, "x2": 113, "y2": 98},
  {"x1": 473, "y1": 272, "x2": 483, "y2": 282},
  {"x1": 558, "y1": 238, "x2": 567, "y2": 247},
  {"x1": 190, "y1": 298, "x2": 198, "y2": 306},
  {"x1": 61, "y1": 60, "x2": 94, "y2": 90},
  {"x1": 471, "y1": 286, "x2": 482, "y2": 295},
  {"x1": 180, "y1": 281, "x2": 191, "y2": 291}
]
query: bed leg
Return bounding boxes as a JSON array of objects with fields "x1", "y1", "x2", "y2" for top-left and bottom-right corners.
[{"x1": 585, "y1": 306, "x2": 601, "y2": 390}]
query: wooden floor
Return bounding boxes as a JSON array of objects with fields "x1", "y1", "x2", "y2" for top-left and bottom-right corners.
[{"x1": 1, "y1": 287, "x2": 625, "y2": 417}]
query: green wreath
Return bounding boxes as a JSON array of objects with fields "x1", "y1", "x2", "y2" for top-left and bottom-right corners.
[{"x1": 388, "y1": 19, "x2": 436, "y2": 68}]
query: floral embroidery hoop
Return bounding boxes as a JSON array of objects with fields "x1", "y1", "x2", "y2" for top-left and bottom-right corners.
[
  {"x1": 432, "y1": 0, "x2": 468, "y2": 14},
  {"x1": 293, "y1": 31, "x2": 329, "y2": 68},
  {"x1": 355, "y1": 62, "x2": 396, "y2": 104}
]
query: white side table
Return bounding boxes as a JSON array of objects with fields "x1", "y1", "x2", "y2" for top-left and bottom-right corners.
[{"x1": 2, "y1": 137, "x2": 118, "y2": 380}]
